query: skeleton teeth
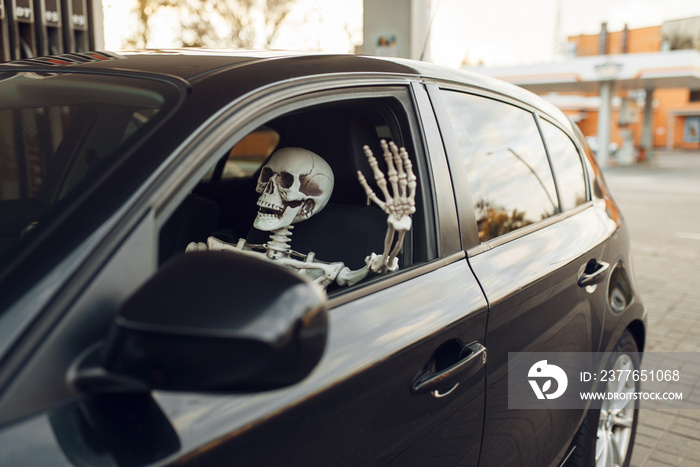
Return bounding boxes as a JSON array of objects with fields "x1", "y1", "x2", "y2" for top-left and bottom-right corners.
[
  {"x1": 257, "y1": 200, "x2": 285, "y2": 214},
  {"x1": 257, "y1": 200, "x2": 286, "y2": 218}
]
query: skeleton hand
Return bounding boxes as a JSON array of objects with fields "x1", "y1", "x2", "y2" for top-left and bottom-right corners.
[{"x1": 357, "y1": 140, "x2": 417, "y2": 274}]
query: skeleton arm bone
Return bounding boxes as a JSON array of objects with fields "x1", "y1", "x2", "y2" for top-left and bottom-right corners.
[
  {"x1": 190, "y1": 236, "x2": 349, "y2": 288},
  {"x1": 186, "y1": 236, "x2": 248, "y2": 253},
  {"x1": 335, "y1": 252, "x2": 400, "y2": 287},
  {"x1": 275, "y1": 256, "x2": 346, "y2": 288}
]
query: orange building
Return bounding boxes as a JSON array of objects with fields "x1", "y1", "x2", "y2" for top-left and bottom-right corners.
[
  {"x1": 473, "y1": 17, "x2": 700, "y2": 160},
  {"x1": 555, "y1": 86, "x2": 700, "y2": 152},
  {"x1": 566, "y1": 20, "x2": 700, "y2": 151},
  {"x1": 569, "y1": 25, "x2": 663, "y2": 57}
]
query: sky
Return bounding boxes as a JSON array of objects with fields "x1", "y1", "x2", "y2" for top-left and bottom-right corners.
[
  {"x1": 429, "y1": 0, "x2": 700, "y2": 66},
  {"x1": 102, "y1": 0, "x2": 700, "y2": 68}
]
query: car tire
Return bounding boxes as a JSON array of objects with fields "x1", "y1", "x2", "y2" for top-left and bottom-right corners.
[{"x1": 566, "y1": 330, "x2": 640, "y2": 467}]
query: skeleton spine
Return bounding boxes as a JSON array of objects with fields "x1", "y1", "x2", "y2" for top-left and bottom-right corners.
[{"x1": 266, "y1": 226, "x2": 293, "y2": 259}]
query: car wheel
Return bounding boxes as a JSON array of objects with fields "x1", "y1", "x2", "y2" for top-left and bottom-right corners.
[{"x1": 566, "y1": 330, "x2": 640, "y2": 467}]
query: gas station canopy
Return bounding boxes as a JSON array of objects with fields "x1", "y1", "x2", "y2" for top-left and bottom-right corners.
[
  {"x1": 470, "y1": 49, "x2": 700, "y2": 161},
  {"x1": 474, "y1": 49, "x2": 700, "y2": 93}
]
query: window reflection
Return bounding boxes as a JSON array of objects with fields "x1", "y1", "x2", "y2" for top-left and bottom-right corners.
[
  {"x1": 441, "y1": 91, "x2": 558, "y2": 242},
  {"x1": 0, "y1": 73, "x2": 175, "y2": 265},
  {"x1": 540, "y1": 120, "x2": 586, "y2": 210}
]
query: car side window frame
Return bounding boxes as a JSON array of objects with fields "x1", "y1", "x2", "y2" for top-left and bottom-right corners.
[
  {"x1": 428, "y1": 81, "x2": 586, "y2": 256},
  {"x1": 152, "y1": 80, "x2": 455, "y2": 306}
]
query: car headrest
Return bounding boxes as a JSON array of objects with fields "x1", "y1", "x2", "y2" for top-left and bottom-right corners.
[{"x1": 273, "y1": 109, "x2": 381, "y2": 206}]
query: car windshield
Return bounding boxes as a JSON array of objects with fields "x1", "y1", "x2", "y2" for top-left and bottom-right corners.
[{"x1": 0, "y1": 71, "x2": 181, "y2": 266}]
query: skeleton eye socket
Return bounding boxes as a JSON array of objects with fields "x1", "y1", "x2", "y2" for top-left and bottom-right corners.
[
  {"x1": 260, "y1": 167, "x2": 273, "y2": 183},
  {"x1": 279, "y1": 171, "x2": 294, "y2": 189}
]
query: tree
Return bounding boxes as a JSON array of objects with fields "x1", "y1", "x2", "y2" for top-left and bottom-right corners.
[
  {"x1": 663, "y1": 32, "x2": 697, "y2": 52},
  {"x1": 126, "y1": 0, "x2": 175, "y2": 49},
  {"x1": 474, "y1": 199, "x2": 532, "y2": 241},
  {"x1": 127, "y1": 0, "x2": 296, "y2": 49},
  {"x1": 661, "y1": 17, "x2": 700, "y2": 52}
]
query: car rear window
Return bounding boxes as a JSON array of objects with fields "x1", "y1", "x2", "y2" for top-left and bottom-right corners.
[
  {"x1": 440, "y1": 90, "x2": 559, "y2": 242},
  {"x1": 0, "y1": 71, "x2": 180, "y2": 264},
  {"x1": 539, "y1": 119, "x2": 587, "y2": 211}
]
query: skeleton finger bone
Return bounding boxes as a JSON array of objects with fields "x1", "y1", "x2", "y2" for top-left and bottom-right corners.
[
  {"x1": 382, "y1": 140, "x2": 400, "y2": 204},
  {"x1": 357, "y1": 170, "x2": 386, "y2": 211},
  {"x1": 394, "y1": 145, "x2": 407, "y2": 200},
  {"x1": 402, "y1": 147, "x2": 417, "y2": 215},
  {"x1": 365, "y1": 144, "x2": 393, "y2": 206}
]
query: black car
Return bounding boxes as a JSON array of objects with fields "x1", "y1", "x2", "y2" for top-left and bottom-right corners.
[{"x1": 0, "y1": 50, "x2": 646, "y2": 466}]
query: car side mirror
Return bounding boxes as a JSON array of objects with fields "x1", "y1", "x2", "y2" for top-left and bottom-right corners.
[{"x1": 71, "y1": 251, "x2": 328, "y2": 394}]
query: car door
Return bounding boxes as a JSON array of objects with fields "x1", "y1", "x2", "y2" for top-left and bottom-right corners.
[
  {"x1": 0, "y1": 79, "x2": 489, "y2": 466},
  {"x1": 155, "y1": 81, "x2": 489, "y2": 467},
  {"x1": 429, "y1": 85, "x2": 611, "y2": 466}
]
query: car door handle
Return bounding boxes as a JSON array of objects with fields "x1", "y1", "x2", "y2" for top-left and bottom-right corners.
[
  {"x1": 411, "y1": 342, "x2": 487, "y2": 398},
  {"x1": 578, "y1": 259, "x2": 610, "y2": 287}
]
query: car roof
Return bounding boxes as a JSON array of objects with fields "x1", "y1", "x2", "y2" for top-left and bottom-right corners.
[
  {"x1": 0, "y1": 49, "x2": 572, "y2": 129},
  {"x1": 0, "y1": 49, "x2": 420, "y2": 81}
]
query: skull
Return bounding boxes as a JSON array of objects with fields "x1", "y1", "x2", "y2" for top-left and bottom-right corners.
[{"x1": 253, "y1": 147, "x2": 334, "y2": 231}]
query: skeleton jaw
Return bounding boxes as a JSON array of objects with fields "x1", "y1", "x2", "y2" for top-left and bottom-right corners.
[{"x1": 254, "y1": 199, "x2": 301, "y2": 231}]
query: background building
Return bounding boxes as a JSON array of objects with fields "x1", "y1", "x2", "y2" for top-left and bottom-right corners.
[
  {"x1": 362, "y1": 0, "x2": 433, "y2": 61},
  {"x1": 565, "y1": 18, "x2": 700, "y2": 152},
  {"x1": 473, "y1": 17, "x2": 700, "y2": 163}
]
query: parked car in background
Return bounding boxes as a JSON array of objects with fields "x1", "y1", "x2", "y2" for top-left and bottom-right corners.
[{"x1": 0, "y1": 50, "x2": 645, "y2": 466}]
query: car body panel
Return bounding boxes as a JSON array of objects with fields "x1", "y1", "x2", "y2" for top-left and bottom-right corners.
[
  {"x1": 423, "y1": 72, "x2": 646, "y2": 465},
  {"x1": 0, "y1": 258, "x2": 488, "y2": 466},
  {"x1": 470, "y1": 206, "x2": 611, "y2": 466},
  {"x1": 0, "y1": 50, "x2": 646, "y2": 467},
  {"x1": 165, "y1": 258, "x2": 486, "y2": 466}
]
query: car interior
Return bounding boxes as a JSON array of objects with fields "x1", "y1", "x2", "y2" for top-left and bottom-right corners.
[
  {"x1": 159, "y1": 99, "x2": 429, "y2": 292},
  {"x1": 0, "y1": 100, "x2": 164, "y2": 267}
]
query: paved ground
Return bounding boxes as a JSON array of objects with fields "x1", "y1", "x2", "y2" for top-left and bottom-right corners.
[{"x1": 602, "y1": 150, "x2": 700, "y2": 467}]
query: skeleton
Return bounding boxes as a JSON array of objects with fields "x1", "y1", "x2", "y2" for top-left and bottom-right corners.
[{"x1": 187, "y1": 140, "x2": 417, "y2": 289}]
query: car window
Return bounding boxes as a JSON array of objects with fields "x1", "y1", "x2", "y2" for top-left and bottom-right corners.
[
  {"x1": 539, "y1": 119, "x2": 587, "y2": 210},
  {"x1": 440, "y1": 90, "x2": 559, "y2": 243},
  {"x1": 0, "y1": 72, "x2": 180, "y2": 266},
  {"x1": 160, "y1": 95, "x2": 433, "y2": 294}
]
